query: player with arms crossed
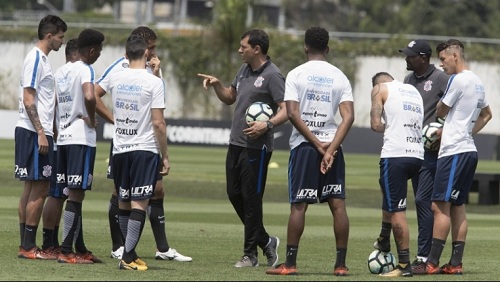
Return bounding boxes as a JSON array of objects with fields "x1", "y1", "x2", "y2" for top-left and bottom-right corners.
[
  {"x1": 102, "y1": 35, "x2": 170, "y2": 271},
  {"x1": 95, "y1": 26, "x2": 191, "y2": 262},
  {"x1": 370, "y1": 72, "x2": 424, "y2": 277},
  {"x1": 198, "y1": 29, "x2": 287, "y2": 268},
  {"x1": 424, "y1": 39, "x2": 492, "y2": 275},
  {"x1": 15, "y1": 14, "x2": 67, "y2": 260},
  {"x1": 266, "y1": 27, "x2": 354, "y2": 276},
  {"x1": 55, "y1": 29, "x2": 105, "y2": 264}
]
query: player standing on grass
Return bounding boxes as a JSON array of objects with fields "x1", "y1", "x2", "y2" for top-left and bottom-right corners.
[
  {"x1": 198, "y1": 29, "x2": 287, "y2": 268},
  {"x1": 101, "y1": 35, "x2": 169, "y2": 271},
  {"x1": 94, "y1": 26, "x2": 191, "y2": 262},
  {"x1": 370, "y1": 72, "x2": 424, "y2": 277},
  {"x1": 55, "y1": 28, "x2": 105, "y2": 264},
  {"x1": 15, "y1": 14, "x2": 67, "y2": 260},
  {"x1": 424, "y1": 39, "x2": 492, "y2": 275},
  {"x1": 371, "y1": 40, "x2": 450, "y2": 274},
  {"x1": 41, "y1": 38, "x2": 79, "y2": 256},
  {"x1": 265, "y1": 26, "x2": 353, "y2": 276}
]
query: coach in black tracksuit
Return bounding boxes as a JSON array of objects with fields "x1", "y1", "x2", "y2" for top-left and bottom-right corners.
[{"x1": 198, "y1": 29, "x2": 288, "y2": 268}]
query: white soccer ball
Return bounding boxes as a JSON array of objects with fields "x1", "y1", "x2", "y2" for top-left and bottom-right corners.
[
  {"x1": 367, "y1": 250, "x2": 396, "y2": 274},
  {"x1": 422, "y1": 122, "x2": 443, "y2": 150},
  {"x1": 245, "y1": 102, "x2": 274, "y2": 124}
]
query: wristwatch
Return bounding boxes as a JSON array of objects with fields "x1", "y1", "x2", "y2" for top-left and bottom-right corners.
[{"x1": 266, "y1": 121, "x2": 274, "y2": 130}]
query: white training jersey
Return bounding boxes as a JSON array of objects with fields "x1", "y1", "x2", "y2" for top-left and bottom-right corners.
[
  {"x1": 96, "y1": 56, "x2": 162, "y2": 92},
  {"x1": 54, "y1": 61, "x2": 97, "y2": 146},
  {"x1": 284, "y1": 60, "x2": 354, "y2": 150},
  {"x1": 16, "y1": 47, "x2": 56, "y2": 136},
  {"x1": 99, "y1": 68, "x2": 165, "y2": 154},
  {"x1": 439, "y1": 70, "x2": 488, "y2": 158},
  {"x1": 380, "y1": 80, "x2": 424, "y2": 159}
]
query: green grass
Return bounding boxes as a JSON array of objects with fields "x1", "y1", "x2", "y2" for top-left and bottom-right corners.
[{"x1": 1, "y1": 139, "x2": 500, "y2": 280}]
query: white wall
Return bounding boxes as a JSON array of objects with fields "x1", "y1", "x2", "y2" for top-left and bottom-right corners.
[{"x1": 2, "y1": 42, "x2": 499, "y2": 136}]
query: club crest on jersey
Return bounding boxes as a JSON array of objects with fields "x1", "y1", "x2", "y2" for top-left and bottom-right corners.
[
  {"x1": 42, "y1": 56, "x2": 46, "y2": 63},
  {"x1": 254, "y1": 76, "x2": 264, "y2": 88},
  {"x1": 424, "y1": 80, "x2": 433, "y2": 91},
  {"x1": 122, "y1": 62, "x2": 129, "y2": 68}
]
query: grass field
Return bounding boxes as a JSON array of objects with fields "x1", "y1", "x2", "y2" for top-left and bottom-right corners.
[{"x1": 1, "y1": 139, "x2": 499, "y2": 280}]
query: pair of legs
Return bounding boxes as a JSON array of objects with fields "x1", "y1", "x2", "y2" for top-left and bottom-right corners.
[
  {"x1": 226, "y1": 144, "x2": 274, "y2": 265},
  {"x1": 285, "y1": 198, "x2": 349, "y2": 267},
  {"x1": 41, "y1": 196, "x2": 65, "y2": 251},
  {"x1": 18, "y1": 180, "x2": 50, "y2": 251},
  {"x1": 410, "y1": 150, "x2": 437, "y2": 262},
  {"x1": 426, "y1": 152, "x2": 476, "y2": 272}
]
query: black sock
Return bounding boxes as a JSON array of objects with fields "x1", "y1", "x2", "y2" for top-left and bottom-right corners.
[
  {"x1": 22, "y1": 224, "x2": 38, "y2": 250},
  {"x1": 19, "y1": 223, "x2": 25, "y2": 247},
  {"x1": 118, "y1": 209, "x2": 131, "y2": 244},
  {"x1": 122, "y1": 209, "x2": 146, "y2": 263},
  {"x1": 284, "y1": 245, "x2": 298, "y2": 267},
  {"x1": 148, "y1": 198, "x2": 169, "y2": 252},
  {"x1": 42, "y1": 228, "x2": 54, "y2": 250},
  {"x1": 380, "y1": 222, "x2": 392, "y2": 238},
  {"x1": 61, "y1": 201, "x2": 82, "y2": 254},
  {"x1": 450, "y1": 241, "x2": 465, "y2": 266},
  {"x1": 428, "y1": 238, "x2": 446, "y2": 265},
  {"x1": 109, "y1": 195, "x2": 124, "y2": 251},
  {"x1": 397, "y1": 248, "x2": 410, "y2": 265},
  {"x1": 53, "y1": 225, "x2": 60, "y2": 247},
  {"x1": 75, "y1": 218, "x2": 87, "y2": 254},
  {"x1": 334, "y1": 248, "x2": 347, "y2": 268}
]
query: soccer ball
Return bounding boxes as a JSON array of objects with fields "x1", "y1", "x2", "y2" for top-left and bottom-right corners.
[
  {"x1": 422, "y1": 122, "x2": 443, "y2": 150},
  {"x1": 367, "y1": 250, "x2": 396, "y2": 274},
  {"x1": 245, "y1": 102, "x2": 273, "y2": 124}
]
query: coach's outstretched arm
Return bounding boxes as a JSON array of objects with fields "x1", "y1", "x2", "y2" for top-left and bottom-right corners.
[{"x1": 197, "y1": 73, "x2": 237, "y2": 105}]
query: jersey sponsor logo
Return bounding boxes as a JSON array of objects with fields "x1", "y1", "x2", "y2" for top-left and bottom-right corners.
[
  {"x1": 254, "y1": 76, "x2": 264, "y2": 87},
  {"x1": 59, "y1": 112, "x2": 71, "y2": 121},
  {"x1": 424, "y1": 80, "x2": 433, "y2": 92},
  {"x1": 59, "y1": 134, "x2": 73, "y2": 141},
  {"x1": 57, "y1": 76, "x2": 72, "y2": 84},
  {"x1": 297, "y1": 188, "x2": 317, "y2": 198},
  {"x1": 58, "y1": 95, "x2": 73, "y2": 103},
  {"x1": 406, "y1": 136, "x2": 421, "y2": 143},
  {"x1": 15, "y1": 165, "x2": 28, "y2": 177},
  {"x1": 303, "y1": 119, "x2": 326, "y2": 127},
  {"x1": 302, "y1": 106, "x2": 328, "y2": 118},
  {"x1": 117, "y1": 84, "x2": 142, "y2": 92},
  {"x1": 403, "y1": 102, "x2": 422, "y2": 114},
  {"x1": 115, "y1": 101, "x2": 139, "y2": 111},
  {"x1": 115, "y1": 128, "x2": 138, "y2": 135},
  {"x1": 398, "y1": 198, "x2": 407, "y2": 209},
  {"x1": 322, "y1": 184, "x2": 342, "y2": 196},
  {"x1": 406, "y1": 149, "x2": 423, "y2": 154},
  {"x1": 403, "y1": 119, "x2": 421, "y2": 130},
  {"x1": 116, "y1": 117, "x2": 139, "y2": 126},
  {"x1": 306, "y1": 93, "x2": 331, "y2": 102},
  {"x1": 60, "y1": 122, "x2": 71, "y2": 130},
  {"x1": 307, "y1": 75, "x2": 334, "y2": 84},
  {"x1": 131, "y1": 185, "x2": 153, "y2": 197},
  {"x1": 451, "y1": 190, "x2": 460, "y2": 200}
]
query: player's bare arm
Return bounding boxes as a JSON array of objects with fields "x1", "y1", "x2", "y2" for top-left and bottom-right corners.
[
  {"x1": 23, "y1": 87, "x2": 49, "y2": 155},
  {"x1": 286, "y1": 100, "x2": 323, "y2": 152},
  {"x1": 370, "y1": 84, "x2": 385, "y2": 133},
  {"x1": 94, "y1": 83, "x2": 114, "y2": 124},
  {"x1": 472, "y1": 105, "x2": 492, "y2": 135},
  {"x1": 149, "y1": 55, "x2": 161, "y2": 77},
  {"x1": 151, "y1": 108, "x2": 170, "y2": 176},
  {"x1": 197, "y1": 73, "x2": 236, "y2": 105},
  {"x1": 82, "y1": 82, "x2": 97, "y2": 128}
]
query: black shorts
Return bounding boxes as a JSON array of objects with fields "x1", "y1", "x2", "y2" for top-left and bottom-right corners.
[
  {"x1": 288, "y1": 143, "x2": 346, "y2": 204},
  {"x1": 14, "y1": 127, "x2": 54, "y2": 181},
  {"x1": 379, "y1": 157, "x2": 422, "y2": 212},
  {"x1": 113, "y1": 150, "x2": 159, "y2": 201},
  {"x1": 56, "y1": 144, "x2": 96, "y2": 191}
]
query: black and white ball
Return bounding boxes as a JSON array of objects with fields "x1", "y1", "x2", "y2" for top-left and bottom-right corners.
[
  {"x1": 422, "y1": 122, "x2": 443, "y2": 150},
  {"x1": 245, "y1": 102, "x2": 273, "y2": 124},
  {"x1": 367, "y1": 250, "x2": 396, "y2": 274}
]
